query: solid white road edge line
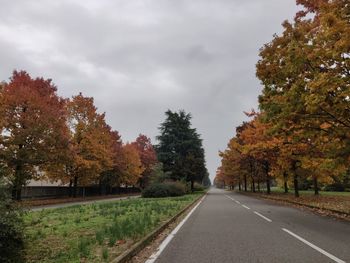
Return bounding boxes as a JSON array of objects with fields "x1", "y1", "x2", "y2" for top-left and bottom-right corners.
[
  {"x1": 145, "y1": 195, "x2": 206, "y2": 263},
  {"x1": 282, "y1": 228, "x2": 346, "y2": 263},
  {"x1": 253, "y1": 211, "x2": 272, "y2": 222},
  {"x1": 242, "y1": 204, "x2": 250, "y2": 210}
]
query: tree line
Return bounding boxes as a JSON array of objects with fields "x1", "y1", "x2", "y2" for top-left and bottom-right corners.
[
  {"x1": 215, "y1": 0, "x2": 349, "y2": 197},
  {"x1": 0, "y1": 71, "x2": 209, "y2": 200}
]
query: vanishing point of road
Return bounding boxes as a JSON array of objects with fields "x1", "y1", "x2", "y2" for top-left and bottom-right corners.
[{"x1": 147, "y1": 188, "x2": 350, "y2": 263}]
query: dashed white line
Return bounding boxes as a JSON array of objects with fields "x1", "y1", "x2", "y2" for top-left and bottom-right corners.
[
  {"x1": 242, "y1": 205, "x2": 250, "y2": 210},
  {"x1": 282, "y1": 228, "x2": 346, "y2": 263},
  {"x1": 225, "y1": 195, "x2": 235, "y2": 201},
  {"x1": 145, "y1": 195, "x2": 206, "y2": 263},
  {"x1": 236, "y1": 201, "x2": 241, "y2": 204},
  {"x1": 254, "y1": 211, "x2": 272, "y2": 222}
]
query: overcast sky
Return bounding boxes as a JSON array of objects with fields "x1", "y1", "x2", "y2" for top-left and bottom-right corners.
[{"x1": 0, "y1": 0, "x2": 299, "y2": 181}]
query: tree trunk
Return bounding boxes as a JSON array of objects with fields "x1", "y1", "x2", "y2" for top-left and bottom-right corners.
[
  {"x1": 313, "y1": 177, "x2": 319, "y2": 195},
  {"x1": 257, "y1": 179, "x2": 260, "y2": 192},
  {"x1": 12, "y1": 186, "x2": 22, "y2": 201},
  {"x1": 98, "y1": 179, "x2": 102, "y2": 196},
  {"x1": 73, "y1": 176, "x2": 78, "y2": 198},
  {"x1": 251, "y1": 178, "x2": 256, "y2": 193},
  {"x1": 283, "y1": 172, "x2": 288, "y2": 194},
  {"x1": 291, "y1": 160, "x2": 299, "y2": 197},
  {"x1": 12, "y1": 164, "x2": 23, "y2": 201},
  {"x1": 244, "y1": 174, "x2": 247, "y2": 192},
  {"x1": 191, "y1": 180, "x2": 194, "y2": 192},
  {"x1": 265, "y1": 161, "x2": 271, "y2": 195},
  {"x1": 238, "y1": 179, "x2": 242, "y2": 191},
  {"x1": 266, "y1": 175, "x2": 271, "y2": 194},
  {"x1": 294, "y1": 174, "x2": 299, "y2": 197},
  {"x1": 69, "y1": 179, "x2": 73, "y2": 197}
]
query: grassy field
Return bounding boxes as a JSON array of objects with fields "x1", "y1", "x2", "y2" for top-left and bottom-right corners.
[{"x1": 24, "y1": 193, "x2": 202, "y2": 263}]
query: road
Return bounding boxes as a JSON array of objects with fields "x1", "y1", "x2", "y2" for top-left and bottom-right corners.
[
  {"x1": 29, "y1": 195, "x2": 140, "y2": 211},
  {"x1": 148, "y1": 188, "x2": 350, "y2": 263}
]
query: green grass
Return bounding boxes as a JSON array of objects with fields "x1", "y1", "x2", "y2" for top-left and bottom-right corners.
[
  {"x1": 24, "y1": 193, "x2": 201, "y2": 263},
  {"x1": 270, "y1": 187, "x2": 350, "y2": 196}
]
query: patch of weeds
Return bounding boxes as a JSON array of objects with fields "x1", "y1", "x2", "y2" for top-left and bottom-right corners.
[
  {"x1": 108, "y1": 235, "x2": 117, "y2": 247},
  {"x1": 96, "y1": 230, "x2": 104, "y2": 245},
  {"x1": 102, "y1": 247, "x2": 109, "y2": 261},
  {"x1": 78, "y1": 236, "x2": 91, "y2": 258}
]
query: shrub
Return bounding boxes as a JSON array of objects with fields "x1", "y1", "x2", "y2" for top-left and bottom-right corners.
[
  {"x1": 166, "y1": 182, "x2": 187, "y2": 197},
  {"x1": 142, "y1": 183, "x2": 169, "y2": 198},
  {"x1": 192, "y1": 183, "x2": 205, "y2": 192},
  {"x1": 142, "y1": 182, "x2": 187, "y2": 198},
  {"x1": 323, "y1": 183, "x2": 345, "y2": 192},
  {"x1": 0, "y1": 184, "x2": 24, "y2": 263}
]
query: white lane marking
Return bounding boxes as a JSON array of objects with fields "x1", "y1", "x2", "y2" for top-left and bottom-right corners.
[
  {"x1": 254, "y1": 211, "x2": 272, "y2": 222},
  {"x1": 236, "y1": 201, "x2": 241, "y2": 204},
  {"x1": 145, "y1": 196, "x2": 206, "y2": 263},
  {"x1": 225, "y1": 195, "x2": 235, "y2": 201},
  {"x1": 242, "y1": 204, "x2": 250, "y2": 210},
  {"x1": 282, "y1": 228, "x2": 346, "y2": 263}
]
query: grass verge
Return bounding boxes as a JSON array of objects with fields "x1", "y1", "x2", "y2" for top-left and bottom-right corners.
[{"x1": 23, "y1": 193, "x2": 202, "y2": 263}]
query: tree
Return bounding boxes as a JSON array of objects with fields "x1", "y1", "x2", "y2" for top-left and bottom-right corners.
[
  {"x1": 256, "y1": 0, "x2": 349, "y2": 195},
  {"x1": 118, "y1": 143, "x2": 144, "y2": 186},
  {"x1": 239, "y1": 113, "x2": 282, "y2": 194},
  {"x1": 64, "y1": 93, "x2": 114, "y2": 197},
  {"x1": 0, "y1": 71, "x2": 69, "y2": 200},
  {"x1": 131, "y1": 134, "x2": 157, "y2": 189},
  {"x1": 156, "y1": 110, "x2": 207, "y2": 190},
  {"x1": 98, "y1": 130, "x2": 123, "y2": 195}
]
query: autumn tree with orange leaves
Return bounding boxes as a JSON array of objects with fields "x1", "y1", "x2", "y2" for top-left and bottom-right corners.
[
  {"x1": 0, "y1": 71, "x2": 69, "y2": 200},
  {"x1": 218, "y1": 0, "x2": 349, "y2": 197},
  {"x1": 132, "y1": 134, "x2": 157, "y2": 189},
  {"x1": 62, "y1": 93, "x2": 115, "y2": 197}
]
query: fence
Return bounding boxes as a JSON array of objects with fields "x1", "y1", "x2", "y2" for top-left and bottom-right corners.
[{"x1": 21, "y1": 185, "x2": 140, "y2": 199}]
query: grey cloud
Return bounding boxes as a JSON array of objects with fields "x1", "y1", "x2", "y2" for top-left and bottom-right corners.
[{"x1": 0, "y1": 0, "x2": 299, "y2": 181}]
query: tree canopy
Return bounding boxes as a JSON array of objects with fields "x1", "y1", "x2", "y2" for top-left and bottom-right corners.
[{"x1": 156, "y1": 110, "x2": 208, "y2": 190}]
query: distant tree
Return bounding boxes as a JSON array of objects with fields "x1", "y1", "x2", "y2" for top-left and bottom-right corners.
[
  {"x1": 156, "y1": 110, "x2": 207, "y2": 190},
  {"x1": 118, "y1": 143, "x2": 144, "y2": 186},
  {"x1": 202, "y1": 171, "x2": 211, "y2": 187},
  {"x1": 98, "y1": 130, "x2": 123, "y2": 194},
  {"x1": 131, "y1": 134, "x2": 157, "y2": 189},
  {"x1": 0, "y1": 71, "x2": 69, "y2": 200}
]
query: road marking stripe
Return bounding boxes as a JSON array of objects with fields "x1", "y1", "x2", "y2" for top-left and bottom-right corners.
[
  {"x1": 254, "y1": 211, "x2": 272, "y2": 222},
  {"x1": 282, "y1": 228, "x2": 346, "y2": 263},
  {"x1": 242, "y1": 205, "x2": 250, "y2": 210},
  {"x1": 236, "y1": 201, "x2": 241, "y2": 204},
  {"x1": 225, "y1": 195, "x2": 235, "y2": 201},
  {"x1": 225, "y1": 195, "x2": 237, "y2": 202},
  {"x1": 145, "y1": 195, "x2": 206, "y2": 263}
]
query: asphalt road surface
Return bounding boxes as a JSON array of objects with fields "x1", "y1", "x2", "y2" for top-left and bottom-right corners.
[{"x1": 150, "y1": 188, "x2": 350, "y2": 263}]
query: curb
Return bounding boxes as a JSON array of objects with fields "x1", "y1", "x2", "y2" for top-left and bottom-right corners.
[
  {"x1": 239, "y1": 192, "x2": 350, "y2": 217},
  {"x1": 111, "y1": 193, "x2": 205, "y2": 263}
]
